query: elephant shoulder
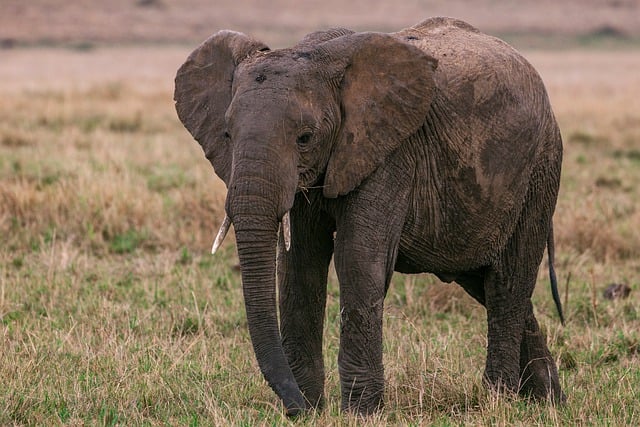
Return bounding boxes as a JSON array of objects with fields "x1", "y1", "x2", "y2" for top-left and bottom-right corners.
[
  {"x1": 392, "y1": 17, "x2": 481, "y2": 52},
  {"x1": 405, "y1": 17, "x2": 481, "y2": 35},
  {"x1": 295, "y1": 28, "x2": 355, "y2": 49},
  {"x1": 394, "y1": 18, "x2": 537, "y2": 93}
]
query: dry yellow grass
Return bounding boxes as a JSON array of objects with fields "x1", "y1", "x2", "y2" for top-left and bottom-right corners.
[
  {"x1": 3, "y1": 47, "x2": 638, "y2": 267},
  {"x1": 530, "y1": 51, "x2": 640, "y2": 272},
  {"x1": 0, "y1": 82, "x2": 226, "y2": 254}
]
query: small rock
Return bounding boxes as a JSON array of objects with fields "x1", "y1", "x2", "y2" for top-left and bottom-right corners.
[{"x1": 603, "y1": 283, "x2": 631, "y2": 300}]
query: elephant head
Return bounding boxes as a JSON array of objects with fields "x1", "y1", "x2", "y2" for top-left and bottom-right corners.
[{"x1": 174, "y1": 29, "x2": 437, "y2": 414}]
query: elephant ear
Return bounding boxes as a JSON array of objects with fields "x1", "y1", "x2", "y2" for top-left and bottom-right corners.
[
  {"x1": 174, "y1": 31, "x2": 269, "y2": 184},
  {"x1": 320, "y1": 32, "x2": 438, "y2": 198}
]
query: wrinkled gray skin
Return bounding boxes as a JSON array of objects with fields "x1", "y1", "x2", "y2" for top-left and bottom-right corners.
[{"x1": 174, "y1": 17, "x2": 564, "y2": 416}]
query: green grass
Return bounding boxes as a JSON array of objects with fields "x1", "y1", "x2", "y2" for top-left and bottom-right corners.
[
  {"x1": 1, "y1": 57, "x2": 640, "y2": 424},
  {"x1": 2, "y1": 249, "x2": 638, "y2": 425}
]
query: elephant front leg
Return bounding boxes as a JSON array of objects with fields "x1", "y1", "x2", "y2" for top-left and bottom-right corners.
[
  {"x1": 330, "y1": 159, "x2": 410, "y2": 413},
  {"x1": 334, "y1": 240, "x2": 397, "y2": 414},
  {"x1": 277, "y1": 203, "x2": 334, "y2": 409},
  {"x1": 338, "y1": 285, "x2": 386, "y2": 414}
]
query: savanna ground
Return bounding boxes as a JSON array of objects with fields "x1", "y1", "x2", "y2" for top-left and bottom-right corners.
[{"x1": 1, "y1": 1, "x2": 640, "y2": 425}]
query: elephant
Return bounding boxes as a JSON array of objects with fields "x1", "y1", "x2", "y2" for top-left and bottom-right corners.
[{"x1": 174, "y1": 17, "x2": 565, "y2": 416}]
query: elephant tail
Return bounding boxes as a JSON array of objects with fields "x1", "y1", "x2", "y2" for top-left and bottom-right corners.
[{"x1": 547, "y1": 225, "x2": 565, "y2": 325}]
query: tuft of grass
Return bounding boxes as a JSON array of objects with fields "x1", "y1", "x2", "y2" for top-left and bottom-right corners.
[
  {"x1": 108, "y1": 111, "x2": 143, "y2": 133},
  {"x1": 612, "y1": 149, "x2": 640, "y2": 164},
  {"x1": 568, "y1": 129, "x2": 608, "y2": 146},
  {"x1": 0, "y1": 129, "x2": 34, "y2": 147},
  {"x1": 108, "y1": 229, "x2": 147, "y2": 254}
]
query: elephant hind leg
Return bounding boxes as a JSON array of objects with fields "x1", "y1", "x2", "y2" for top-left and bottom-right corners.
[
  {"x1": 519, "y1": 303, "x2": 566, "y2": 403},
  {"x1": 513, "y1": 149, "x2": 563, "y2": 403},
  {"x1": 457, "y1": 267, "x2": 564, "y2": 403},
  {"x1": 484, "y1": 193, "x2": 563, "y2": 400},
  {"x1": 483, "y1": 230, "x2": 564, "y2": 401},
  {"x1": 482, "y1": 265, "x2": 527, "y2": 395},
  {"x1": 454, "y1": 267, "x2": 523, "y2": 392},
  {"x1": 454, "y1": 270, "x2": 522, "y2": 392}
]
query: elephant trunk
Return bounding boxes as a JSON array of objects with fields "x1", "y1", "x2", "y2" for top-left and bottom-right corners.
[
  {"x1": 225, "y1": 156, "x2": 302, "y2": 415},
  {"x1": 233, "y1": 218, "x2": 304, "y2": 415}
]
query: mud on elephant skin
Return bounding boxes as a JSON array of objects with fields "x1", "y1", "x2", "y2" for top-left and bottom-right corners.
[{"x1": 174, "y1": 16, "x2": 565, "y2": 416}]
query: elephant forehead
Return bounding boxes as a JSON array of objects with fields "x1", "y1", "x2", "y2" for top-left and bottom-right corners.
[
  {"x1": 234, "y1": 51, "x2": 318, "y2": 90},
  {"x1": 226, "y1": 89, "x2": 318, "y2": 128}
]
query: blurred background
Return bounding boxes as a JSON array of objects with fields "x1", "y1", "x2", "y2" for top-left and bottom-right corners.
[
  {"x1": 0, "y1": 0, "x2": 640, "y2": 47},
  {"x1": 2, "y1": 0, "x2": 640, "y2": 47},
  {"x1": 1, "y1": 0, "x2": 639, "y2": 96}
]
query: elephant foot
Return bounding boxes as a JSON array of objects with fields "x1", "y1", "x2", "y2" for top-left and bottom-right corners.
[
  {"x1": 285, "y1": 352, "x2": 326, "y2": 411},
  {"x1": 483, "y1": 343, "x2": 521, "y2": 397},
  {"x1": 519, "y1": 327, "x2": 565, "y2": 404},
  {"x1": 340, "y1": 377, "x2": 384, "y2": 415},
  {"x1": 300, "y1": 387, "x2": 325, "y2": 411},
  {"x1": 482, "y1": 369, "x2": 520, "y2": 398}
]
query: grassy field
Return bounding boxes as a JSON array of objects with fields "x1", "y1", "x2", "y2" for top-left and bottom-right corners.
[{"x1": 1, "y1": 23, "x2": 640, "y2": 427}]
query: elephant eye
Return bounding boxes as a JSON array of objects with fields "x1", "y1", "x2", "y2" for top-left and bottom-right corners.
[
  {"x1": 296, "y1": 132, "x2": 313, "y2": 146},
  {"x1": 223, "y1": 131, "x2": 231, "y2": 140}
]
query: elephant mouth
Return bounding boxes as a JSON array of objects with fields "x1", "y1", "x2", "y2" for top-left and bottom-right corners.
[
  {"x1": 297, "y1": 169, "x2": 325, "y2": 192},
  {"x1": 210, "y1": 211, "x2": 292, "y2": 254}
]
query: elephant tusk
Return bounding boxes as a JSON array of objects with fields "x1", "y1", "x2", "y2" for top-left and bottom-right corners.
[
  {"x1": 211, "y1": 214, "x2": 231, "y2": 254},
  {"x1": 281, "y1": 211, "x2": 291, "y2": 251}
]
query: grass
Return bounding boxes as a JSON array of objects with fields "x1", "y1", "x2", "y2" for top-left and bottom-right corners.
[{"x1": 1, "y1": 47, "x2": 640, "y2": 425}]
